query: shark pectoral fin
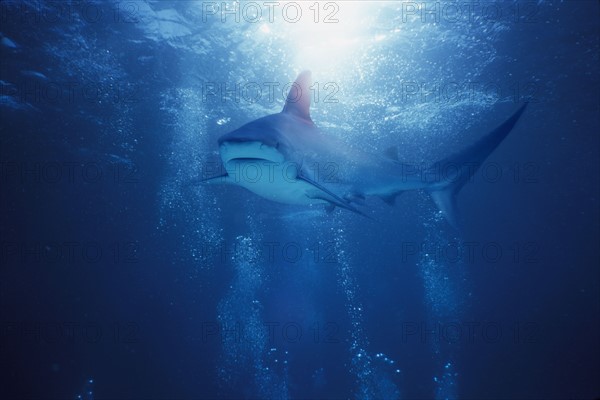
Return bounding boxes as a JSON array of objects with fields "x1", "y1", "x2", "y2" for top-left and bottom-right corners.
[
  {"x1": 187, "y1": 172, "x2": 230, "y2": 186},
  {"x1": 428, "y1": 189, "x2": 460, "y2": 230},
  {"x1": 298, "y1": 174, "x2": 374, "y2": 220}
]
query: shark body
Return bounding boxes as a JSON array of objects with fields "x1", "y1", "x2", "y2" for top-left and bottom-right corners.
[{"x1": 202, "y1": 71, "x2": 527, "y2": 226}]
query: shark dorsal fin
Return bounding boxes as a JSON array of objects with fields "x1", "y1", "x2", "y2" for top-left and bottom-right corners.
[{"x1": 282, "y1": 70, "x2": 312, "y2": 122}]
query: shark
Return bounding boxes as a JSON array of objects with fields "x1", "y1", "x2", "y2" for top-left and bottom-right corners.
[{"x1": 200, "y1": 71, "x2": 527, "y2": 227}]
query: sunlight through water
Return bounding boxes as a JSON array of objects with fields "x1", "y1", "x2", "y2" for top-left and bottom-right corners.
[{"x1": 254, "y1": 1, "x2": 378, "y2": 78}]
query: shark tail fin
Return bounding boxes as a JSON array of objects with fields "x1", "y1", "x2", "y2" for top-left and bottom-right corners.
[{"x1": 427, "y1": 103, "x2": 528, "y2": 228}]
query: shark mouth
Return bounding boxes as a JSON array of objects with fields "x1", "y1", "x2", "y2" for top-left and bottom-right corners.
[{"x1": 219, "y1": 141, "x2": 285, "y2": 165}]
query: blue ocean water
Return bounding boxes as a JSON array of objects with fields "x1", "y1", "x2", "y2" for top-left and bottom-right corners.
[{"x1": 0, "y1": 1, "x2": 598, "y2": 399}]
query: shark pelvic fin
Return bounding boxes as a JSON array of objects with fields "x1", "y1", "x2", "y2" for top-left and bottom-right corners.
[
  {"x1": 324, "y1": 203, "x2": 336, "y2": 214},
  {"x1": 380, "y1": 193, "x2": 401, "y2": 206},
  {"x1": 282, "y1": 70, "x2": 313, "y2": 122},
  {"x1": 428, "y1": 189, "x2": 460, "y2": 229},
  {"x1": 344, "y1": 192, "x2": 366, "y2": 205}
]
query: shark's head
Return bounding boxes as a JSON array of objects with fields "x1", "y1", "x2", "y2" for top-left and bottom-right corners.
[{"x1": 217, "y1": 70, "x2": 314, "y2": 168}]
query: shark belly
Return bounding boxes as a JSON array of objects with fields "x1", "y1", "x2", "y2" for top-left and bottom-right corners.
[{"x1": 224, "y1": 159, "x2": 327, "y2": 206}]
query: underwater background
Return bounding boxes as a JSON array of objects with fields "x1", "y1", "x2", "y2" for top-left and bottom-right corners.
[{"x1": 1, "y1": 1, "x2": 598, "y2": 399}]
